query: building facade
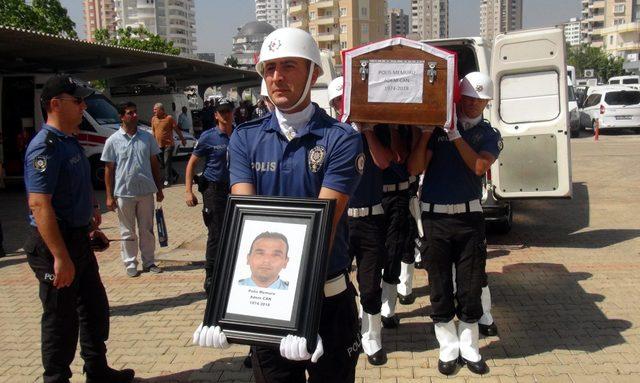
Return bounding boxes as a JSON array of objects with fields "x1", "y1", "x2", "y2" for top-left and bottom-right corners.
[
  {"x1": 286, "y1": 0, "x2": 387, "y2": 64},
  {"x1": 563, "y1": 17, "x2": 582, "y2": 46},
  {"x1": 387, "y1": 8, "x2": 410, "y2": 37},
  {"x1": 83, "y1": 0, "x2": 117, "y2": 41},
  {"x1": 256, "y1": 0, "x2": 287, "y2": 29},
  {"x1": 480, "y1": 0, "x2": 523, "y2": 44},
  {"x1": 410, "y1": 0, "x2": 448, "y2": 40},
  {"x1": 114, "y1": 0, "x2": 197, "y2": 56},
  {"x1": 231, "y1": 21, "x2": 276, "y2": 70}
]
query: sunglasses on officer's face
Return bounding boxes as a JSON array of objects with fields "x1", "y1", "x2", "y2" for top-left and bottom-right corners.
[
  {"x1": 53, "y1": 96, "x2": 84, "y2": 105},
  {"x1": 124, "y1": 110, "x2": 138, "y2": 116}
]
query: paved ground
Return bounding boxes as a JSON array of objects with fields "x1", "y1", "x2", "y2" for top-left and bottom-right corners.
[{"x1": 1, "y1": 130, "x2": 640, "y2": 382}]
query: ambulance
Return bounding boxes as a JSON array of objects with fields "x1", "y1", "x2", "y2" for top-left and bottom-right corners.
[{"x1": 425, "y1": 27, "x2": 572, "y2": 233}]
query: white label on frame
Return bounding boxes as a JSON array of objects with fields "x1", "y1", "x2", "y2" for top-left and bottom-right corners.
[{"x1": 367, "y1": 60, "x2": 424, "y2": 103}]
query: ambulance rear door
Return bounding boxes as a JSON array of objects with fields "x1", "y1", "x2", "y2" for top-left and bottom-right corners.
[{"x1": 490, "y1": 27, "x2": 572, "y2": 199}]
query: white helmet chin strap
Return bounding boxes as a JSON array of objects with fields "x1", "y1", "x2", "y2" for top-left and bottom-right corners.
[{"x1": 276, "y1": 63, "x2": 315, "y2": 113}]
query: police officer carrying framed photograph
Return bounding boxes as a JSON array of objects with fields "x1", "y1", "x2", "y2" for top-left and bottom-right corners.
[
  {"x1": 193, "y1": 28, "x2": 363, "y2": 383},
  {"x1": 407, "y1": 72, "x2": 502, "y2": 375},
  {"x1": 23, "y1": 75, "x2": 134, "y2": 383},
  {"x1": 185, "y1": 98, "x2": 234, "y2": 294},
  {"x1": 328, "y1": 76, "x2": 393, "y2": 366}
]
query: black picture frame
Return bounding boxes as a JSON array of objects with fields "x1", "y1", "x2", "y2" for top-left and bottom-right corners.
[{"x1": 204, "y1": 195, "x2": 335, "y2": 353}]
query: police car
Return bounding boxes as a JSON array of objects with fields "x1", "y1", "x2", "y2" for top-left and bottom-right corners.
[{"x1": 426, "y1": 27, "x2": 573, "y2": 233}]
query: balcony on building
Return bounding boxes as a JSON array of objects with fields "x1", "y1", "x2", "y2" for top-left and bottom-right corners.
[
  {"x1": 289, "y1": 2, "x2": 307, "y2": 14},
  {"x1": 315, "y1": 0, "x2": 337, "y2": 10},
  {"x1": 317, "y1": 31, "x2": 338, "y2": 42},
  {"x1": 316, "y1": 15, "x2": 338, "y2": 25}
]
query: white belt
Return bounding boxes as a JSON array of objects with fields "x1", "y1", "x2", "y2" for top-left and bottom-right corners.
[
  {"x1": 408, "y1": 175, "x2": 417, "y2": 184},
  {"x1": 383, "y1": 181, "x2": 409, "y2": 193},
  {"x1": 347, "y1": 203, "x2": 384, "y2": 218},
  {"x1": 324, "y1": 274, "x2": 348, "y2": 298},
  {"x1": 421, "y1": 199, "x2": 483, "y2": 215}
]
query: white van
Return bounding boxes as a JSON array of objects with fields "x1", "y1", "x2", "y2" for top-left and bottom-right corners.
[
  {"x1": 608, "y1": 75, "x2": 640, "y2": 88},
  {"x1": 425, "y1": 27, "x2": 572, "y2": 233},
  {"x1": 0, "y1": 74, "x2": 196, "y2": 187},
  {"x1": 580, "y1": 86, "x2": 640, "y2": 131}
]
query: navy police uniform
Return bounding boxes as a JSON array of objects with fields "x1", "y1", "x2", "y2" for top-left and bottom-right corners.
[
  {"x1": 23, "y1": 125, "x2": 111, "y2": 382},
  {"x1": 192, "y1": 126, "x2": 230, "y2": 293},
  {"x1": 421, "y1": 120, "x2": 501, "y2": 324},
  {"x1": 228, "y1": 104, "x2": 363, "y2": 383},
  {"x1": 347, "y1": 136, "x2": 385, "y2": 315}
]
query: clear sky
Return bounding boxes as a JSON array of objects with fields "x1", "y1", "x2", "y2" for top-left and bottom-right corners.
[{"x1": 61, "y1": 0, "x2": 581, "y2": 62}]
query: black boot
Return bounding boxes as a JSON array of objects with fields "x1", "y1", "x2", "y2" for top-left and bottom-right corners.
[
  {"x1": 479, "y1": 322, "x2": 498, "y2": 337},
  {"x1": 243, "y1": 350, "x2": 252, "y2": 368},
  {"x1": 84, "y1": 366, "x2": 135, "y2": 383},
  {"x1": 398, "y1": 292, "x2": 415, "y2": 305},
  {"x1": 381, "y1": 314, "x2": 399, "y2": 329},
  {"x1": 367, "y1": 348, "x2": 387, "y2": 366},
  {"x1": 438, "y1": 358, "x2": 459, "y2": 375},
  {"x1": 460, "y1": 356, "x2": 489, "y2": 375}
]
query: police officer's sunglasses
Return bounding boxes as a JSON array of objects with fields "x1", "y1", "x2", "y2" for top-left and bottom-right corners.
[{"x1": 53, "y1": 96, "x2": 85, "y2": 105}]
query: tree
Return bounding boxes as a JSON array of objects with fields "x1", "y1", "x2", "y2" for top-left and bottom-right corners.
[
  {"x1": 94, "y1": 26, "x2": 181, "y2": 55},
  {"x1": 224, "y1": 56, "x2": 239, "y2": 68},
  {"x1": 567, "y1": 44, "x2": 626, "y2": 82},
  {"x1": 0, "y1": 0, "x2": 77, "y2": 38}
]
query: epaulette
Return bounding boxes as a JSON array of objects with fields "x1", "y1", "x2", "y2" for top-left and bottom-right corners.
[
  {"x1": 236, "y1": 113, "x2": 271, "y2": 131},
  {"x1": 45, "y1": 131, "x2": 60, "y2": 149}
]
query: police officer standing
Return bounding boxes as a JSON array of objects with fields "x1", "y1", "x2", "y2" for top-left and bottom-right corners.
[
  {"x1": 328, "y1": 77, "x2": 393, "y2": 365},
  {"x1": 194, "y1": 28, "x2": 363, "y2": 382},
  {"x1": 185, "y1": 98, "x2": 234, "y2": 293},
  {"x1": 407, "y1": 72, "x2": 501, "y2": 375},
  {"x1": 23, "y1": 75, "x2": 134, "y2": 383}
]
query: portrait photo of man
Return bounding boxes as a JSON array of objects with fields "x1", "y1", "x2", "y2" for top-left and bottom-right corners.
[{"x1": 238, "y1": 231, "x2": 290, "y2": 290}]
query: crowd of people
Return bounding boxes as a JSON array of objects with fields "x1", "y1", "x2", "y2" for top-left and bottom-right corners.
[{"x1": 22, "y1": 26, "x2": 502, "y2": 383}]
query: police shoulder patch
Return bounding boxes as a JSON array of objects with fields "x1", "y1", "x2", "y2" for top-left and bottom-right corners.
[
  {"x1": 355, "y1": 153, "x2": 365, "y2": 175},
  {"x1": 33, "y1": 155, "x2": 47, "y2": 172},
  {"x1": 308, "y1": 145, "x2": 326, "y2": 173}
]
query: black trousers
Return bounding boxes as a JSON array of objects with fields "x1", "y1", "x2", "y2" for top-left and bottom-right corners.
[
  {"x1": 24, "y1": 226, "x2": 110, "y2": 383},
  {"x1": 251, "y1": 280, "x2": 360, "y2": 383},
  {"x1": 422, "y1": 212, "x2": 487, "y2": 323},
  {"x1": 348, "y1": 214, "x2": 386, "y2": 314},
  {"x1": 201, "y1": 180, "x2": 229, "y2": 294},
  {"x1": 381, "y1": 189, "x2": 413, "y2": 284}
]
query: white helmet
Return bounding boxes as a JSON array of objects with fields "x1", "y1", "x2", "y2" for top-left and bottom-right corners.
[
  {"x1": 328, "y1": 76, "x2": 344, "y2": 103},
  {"x1": 255, "y1": 28, "x2": 323, "y2": 77},
  {"x1": 260, "y1": 80, "x2": 268, "y2": 97},
  {"x1": 460, "y1": 72, "x2": 493, "y2": 100}
]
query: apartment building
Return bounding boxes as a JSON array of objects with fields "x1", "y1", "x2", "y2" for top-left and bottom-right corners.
[
  {"x1": 286, "y1": 0, "x2": 387, "y2": 64},
  {"x1": 410, "y1": 0, "x2": 448, "y2": 40},
  {"x1": 563, "y1": 17, "x2": 582, "y2": 46},
  {"x1": 256, "y1": 0, "x2": 287, "y2": 29},
  {"x1": 479, "y1": 0, "x2": 523, "y2": 44},
  {"x1": 83, "y1": 0, "x2": 117, "y2": 41},
  {"x1": 387, "y1": 7, "x2": 410, "y2": 37},
  {"x1": 114, "y1": 0, "x2": 197, "y2": 56}
]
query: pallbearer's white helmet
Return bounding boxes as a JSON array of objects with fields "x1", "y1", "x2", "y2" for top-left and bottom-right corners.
[
  {"x1": 459, "y1": 72, "x2": 493, "y2": 100},
  {"x1": 255, "y1": 28, "x2": 324, "y2": 77},
  {"x1": 260, "y1": 80, "x2": 268, "y2": 97},
  {"x1": 328, "y1": 76, "x2": 344, "y2": 103}
]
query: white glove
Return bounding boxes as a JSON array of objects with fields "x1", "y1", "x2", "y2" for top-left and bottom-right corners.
[
  {"x1": 351, "y1": 122, "x2": 373, "y2": 132},
  {"x1": 192, "y1": 322, "x2": 230, "y2": 349},
  {"x1": 418, "y1": 125, "x2": 435, "y2": 134},
  {"x1": 446, "y1": 126, "x2": 461, "y2": 141},
  {"x1": 279, "y1": 334, "x2": 324, "y2": 363}
]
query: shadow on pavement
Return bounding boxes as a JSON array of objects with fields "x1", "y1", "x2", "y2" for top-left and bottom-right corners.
[
  {"x1": 0, "y1": 254, "x2": 27, "y2": 268},
  {"x1": 140, "y1": 357, "x2": 253, "y2": 382},
  {"x1": 110, "y1": 291, "x2": 205, "y2": 317},
  {"x1": 493, "y1": 182, "x2": 640, "y2": 249},
  {"x1": 395, "y1": 263, "x2": 631, "y2": 359}
]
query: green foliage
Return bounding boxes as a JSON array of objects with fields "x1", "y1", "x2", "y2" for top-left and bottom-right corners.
[
  {"x1": 93, "y1": 26, "x2": 181, "y2": 55},
  {"x1": 567, "y1": 44, "x2": 626, "y2": 82},
  {"x1": 0, "y1": 0, "x2": 77, "y2": 38},
  {"x1": 224, "y1": 56, "x2": 239, "y2": 68}
]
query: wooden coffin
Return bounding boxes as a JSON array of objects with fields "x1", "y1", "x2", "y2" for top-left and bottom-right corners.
[{"x1": 342, "y1": 37, "x2": 456, "y2": 128}]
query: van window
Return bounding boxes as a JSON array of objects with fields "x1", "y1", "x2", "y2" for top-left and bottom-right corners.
[
  {"x1": 499, "y1": 71, "x2": 559, "y2": 124},
  {"x1": 85, "y1": 95, "x2": 120, "y2": 125},
  {"x1": 583, "y1": 94, "x2": 601, "y2": 108},
  {"x1": 622, "y1": 78, "x2": 639, "y2": 84},
  {"x1": 609, "y1": 79, "x2": 621, "y2": 84},
  {"x1": 604, "y1": 91, "x2": 640, "y2": 105}
]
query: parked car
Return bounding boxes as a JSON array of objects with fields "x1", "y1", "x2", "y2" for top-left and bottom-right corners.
[
  {"x1": 608, "y1": 75, "x2": 640, "y2": 89},
  {"x1": 580, "y1": 86, "x2": 640, "y2": 131}
]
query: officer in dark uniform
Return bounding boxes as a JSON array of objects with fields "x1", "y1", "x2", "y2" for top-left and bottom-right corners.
[
  {"x1": 23, "y1": 75, "x2": 134, "y2": 383},
  {"x1": 185, "y1": 98, "x2": 234, "y2": 293},
  {"x1": 407, "y1": 72, "x2": 501, "y2": 375},
  {"x1": 328, "y1": 76, "x2": 393, "y2": 366},
  {"x1": 194, "y1": 28, "x2": 363, "y2": 383}
]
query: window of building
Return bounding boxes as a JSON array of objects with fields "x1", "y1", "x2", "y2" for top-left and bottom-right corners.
[
  {"x1": 340, "y1": 24, "x2": 347, "y2": 34},
  {"x1": 310, "y1": 11, "x2": 316, "y2": 19},
  {"x1": 341, "y1": 41, "x2": 347, "y2": 49},
  {"x1": 360, "y1": 7, "x2": 368, "y2": 18},
  {"x1": 340, "y1": 7, "x2": 347, "y2": 16},
  {"x1": 614, "y1": 4, "x2": 625, "y2": 13},
  {"x1": 361, "y1": 23, "x2": 368, "y2": 34}
]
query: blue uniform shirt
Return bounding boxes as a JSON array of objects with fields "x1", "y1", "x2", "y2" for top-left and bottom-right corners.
[
  {"x1": 193, "y1": 127, "x2": 230, "y2": 183},
  {"x1": 24, "y1": 124, "x2": 93, "y2": 228},
  {"x1": 349, "y1": 136, "x2": 383, "y2": 208},
  {"x1": 228, "y1": 105, "x2": 363, "y2": 275},
  {"x1": 238, "y1": 277, "x2": 289, "y2": 290},
  {"x1": 421, "y1": 120, "x2": 502, "y2": 204},
  {"x1": 100, "y1": 128, "x2": 161, "y2": 197}
]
